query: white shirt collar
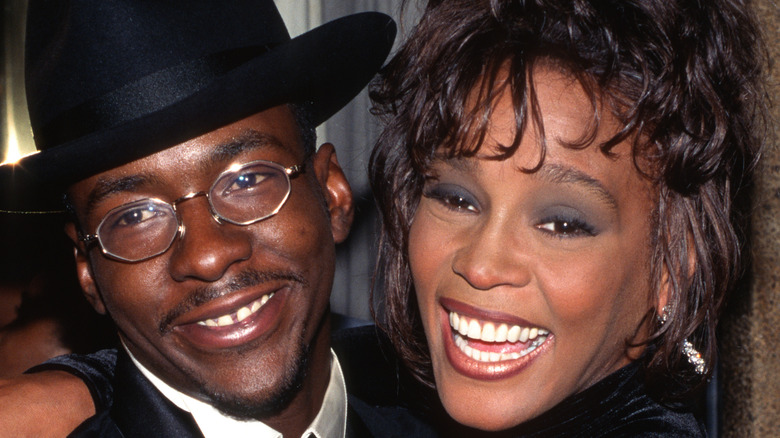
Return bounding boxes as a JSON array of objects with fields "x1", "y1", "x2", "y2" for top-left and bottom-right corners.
[{"x1": 124, "y1": 345, "x2": 347, "y2": 438}]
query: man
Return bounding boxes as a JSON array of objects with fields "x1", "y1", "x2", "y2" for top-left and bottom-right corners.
[{"x1": 0, "y1": 1, "x2": 430, "y2": 436}]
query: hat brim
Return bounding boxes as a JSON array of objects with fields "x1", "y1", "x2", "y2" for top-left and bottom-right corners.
[{"x1": 1, "y1": 12, "x2": 395, "y2": 211}]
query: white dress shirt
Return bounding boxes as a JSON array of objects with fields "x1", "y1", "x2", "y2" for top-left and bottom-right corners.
[{"x1": 125, "y1": 345, "x2": 347, "y2": 438}]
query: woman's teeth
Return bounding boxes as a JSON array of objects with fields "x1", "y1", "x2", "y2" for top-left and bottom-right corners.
[
  {"x1": 196, "y1": 293, "x2": 274, "y2": 328},
  {"x1": 449, "y1": 311, "x2": 549, "y2": 363}
]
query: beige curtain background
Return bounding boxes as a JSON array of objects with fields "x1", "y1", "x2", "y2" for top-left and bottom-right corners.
[
  {"x1": 277, "y1": 1, "x2": 421, "y2": 322},
  {"x1": 720, "y1": 1, "x2": 780, "y2": 436}
]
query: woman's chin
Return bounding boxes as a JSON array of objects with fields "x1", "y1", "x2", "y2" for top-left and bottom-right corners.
[
  {"x1": 434, "y1": 366, "x2": 550, "y2": 432},
  {"x1": 439, "y1": 392, "x2": 534, "y2": 432},
  {"x1": 430, "y1": 324, "x2": 558, "y2": 431}
]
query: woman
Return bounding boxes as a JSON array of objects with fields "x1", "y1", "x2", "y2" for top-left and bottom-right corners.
[{"x1": 370, "y1": 0, "x2": 766, "y2": 434}]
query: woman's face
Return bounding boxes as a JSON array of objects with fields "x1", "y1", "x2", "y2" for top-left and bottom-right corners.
[{"x1": 409, "y1": 68, "x2": 662, "y2": 431}]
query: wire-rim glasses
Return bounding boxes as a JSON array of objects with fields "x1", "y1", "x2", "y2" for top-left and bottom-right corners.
[{"x1": 79, "y1": 158, "x2": 305, "y2": 262}]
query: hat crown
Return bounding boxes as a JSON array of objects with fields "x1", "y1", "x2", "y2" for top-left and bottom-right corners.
[{"x1": 26, "y1": 0, "x2": 289, "y2": 141}]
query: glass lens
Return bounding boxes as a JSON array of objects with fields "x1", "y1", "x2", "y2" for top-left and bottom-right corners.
[
  {"x1": 96, "y1": 198, "x2": 179, "y2": 261},
  {"x1": 209, "y1": 161, "x2": 291, "y2": 224}
]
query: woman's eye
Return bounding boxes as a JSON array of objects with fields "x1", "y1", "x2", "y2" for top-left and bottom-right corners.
[
  {"x1": 423, "y1": 184, "x2": 479, "y2": 213},
  {"x1": 536, "y1": 217, "x2": 594, "y2": 237},
  {"x1": 442, "y1": 195, "x2": 478, "y2": 212}
]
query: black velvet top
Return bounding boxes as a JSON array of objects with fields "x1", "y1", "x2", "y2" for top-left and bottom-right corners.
[
  {"x1": 31, "y1": 326, "x2": 705, "y2": 437},
  {"x1": 432, "y1": 362, "x2": 706, "y2": 437}
]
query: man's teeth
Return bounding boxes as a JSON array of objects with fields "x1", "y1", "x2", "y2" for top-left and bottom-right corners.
[
  {"x1": 449, "y1": 311, "x2": 549, "y2": 363},
  {"x1": 197, "y1": 293, "x2": 274, "y2": 328}
]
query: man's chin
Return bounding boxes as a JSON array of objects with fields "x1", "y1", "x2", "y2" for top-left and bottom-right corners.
[{"x1": 200, "y1": 339, "x2": 310, "y2": 421}]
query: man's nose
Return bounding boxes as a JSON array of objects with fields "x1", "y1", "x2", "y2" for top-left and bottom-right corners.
[{"x1": 167, "y1": 197, "x2": 252, "y2": 282}]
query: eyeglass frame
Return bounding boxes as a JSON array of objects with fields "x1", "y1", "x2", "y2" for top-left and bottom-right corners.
[{"x1": 77, "y1": 157, "x2": 307, "y2": 263}]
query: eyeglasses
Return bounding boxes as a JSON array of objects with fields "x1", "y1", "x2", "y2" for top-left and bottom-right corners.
[{"x1": 79, "y1": 159, "x2": 305, "y2": 262}]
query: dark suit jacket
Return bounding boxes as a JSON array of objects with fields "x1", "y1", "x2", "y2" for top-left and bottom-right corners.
[{"x1": 39, "y1": 326, "x2": 438, "y2": 437}]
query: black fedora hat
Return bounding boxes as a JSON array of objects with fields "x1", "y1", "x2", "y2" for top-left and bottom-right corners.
[{"x1": 0, "y1": 0, "x2": 395, "y2": 210}]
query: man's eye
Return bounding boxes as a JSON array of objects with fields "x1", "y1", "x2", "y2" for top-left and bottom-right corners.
[
  {"x1": 536, "y1": 217, "x2": 594, "y2": 237},
  {"x1": 115, "y1": 205, "x2": 164, "y2": 227},
  {"x1": 228, "y1": 171, "x2": 270, "y2": 191}
]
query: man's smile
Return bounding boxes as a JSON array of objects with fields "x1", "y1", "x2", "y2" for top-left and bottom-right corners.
[
  {"x1": 159, "y1": 269, "x2": 307, "y2": 351},
  {"x1": 197, "y1": 292, "x2": 275, "y2": 327},
  {"x1": 174, "y1": 287, "x2": 289, "y2": 350},
  {"x1": 147, "y1": 265, "x2": 309, "y2": 351},
  {"x1": 158, "y1": 269, "x2": 306, "y2": 333}
]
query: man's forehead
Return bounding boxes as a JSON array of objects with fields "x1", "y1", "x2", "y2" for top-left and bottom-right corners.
[
  {"x1": 69, "y1": 107, "x2": 304, "y2": 214},
  {"x1": 176, "y1": 106, "x2": 305, "y2": 163}
]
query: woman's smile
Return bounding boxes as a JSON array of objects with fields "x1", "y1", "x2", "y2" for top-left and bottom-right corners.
[{"x1": 438, "y1": 298, "x2": 553, "y2": 382}]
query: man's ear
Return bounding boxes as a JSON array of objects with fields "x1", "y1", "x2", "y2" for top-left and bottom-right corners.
[
  {"x1": 311, "y1": 143, "x2": 354, "y2": 244},
  {"x1": 64, "y1": 222, "x2": 107, "y2": 315}
]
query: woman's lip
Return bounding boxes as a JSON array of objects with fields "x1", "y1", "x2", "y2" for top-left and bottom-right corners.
[
  {"x1": 438, "y1": 302, "x2": 551, "y2": 381},
  {"x1": 173, "y1": 288, "x2": 287, "y2": 350},
  {"x1": 440, "y1": 297, "x2": 536, "y2": 327}
]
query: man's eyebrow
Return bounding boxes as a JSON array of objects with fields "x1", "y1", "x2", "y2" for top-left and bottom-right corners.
[
  {"x1": 85, "y1": 174, "x2": 160, "y2": 218},
  {"x1": 83, "y1": 130, "x2": 290, "y2": 217},
  {"x1": 206, "y1": 129, "x2": 290, "y2": 168},
  {"x1": 539, "y1": 164, "x2": 618, "y2": 210}
]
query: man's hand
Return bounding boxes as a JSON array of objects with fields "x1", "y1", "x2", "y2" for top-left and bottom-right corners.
[{"x1": 0, "y1": 371, "x2": 94, "y2": 437}]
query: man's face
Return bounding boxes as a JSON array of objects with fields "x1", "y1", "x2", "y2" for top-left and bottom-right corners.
[{"x1": 65, "y1": 106, "x2": 353, "y2": 421}]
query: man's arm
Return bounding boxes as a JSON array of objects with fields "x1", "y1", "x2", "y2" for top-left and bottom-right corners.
[{"x1": 0, "y1": 371, "x2": 94, "y2": 437}]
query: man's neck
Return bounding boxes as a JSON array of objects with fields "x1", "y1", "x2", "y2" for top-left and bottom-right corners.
[
  {"x1": 262, "y1": 319, "x2": 333, "y2": 437},
  {"x1": 123, "y1": 327, "x2": 341, "y2": 438}
]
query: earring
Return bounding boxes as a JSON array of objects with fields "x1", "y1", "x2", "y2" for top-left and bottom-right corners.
[
  {"x1": 682, "y1": 339, "x2": 706, "y2": 375},
  {"x1": 658, "y1": 306, "x2": 706, "y2": 375},
  {"x1": 658, "y1": 306, "x2": 670, "y2": 324}
]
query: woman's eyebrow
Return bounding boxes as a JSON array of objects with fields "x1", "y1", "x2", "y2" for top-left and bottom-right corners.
[
  {"x1": 436, "y1": 157, "x2": 617, "y2": 210},
  {"x1": 539, "y1": 164, "x2": 618, "y2": 211},
  {"x1": 435, "y1": 155, "x2": 479, "y2": 173}
]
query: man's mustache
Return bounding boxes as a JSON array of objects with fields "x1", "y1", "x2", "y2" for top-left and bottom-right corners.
[{"x1": 158, "y1": 269, "x2": 307, "y2": 334}]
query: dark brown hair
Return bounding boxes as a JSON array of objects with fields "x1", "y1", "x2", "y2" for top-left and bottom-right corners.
[{"x1": 369, "y1": 0, "x2": 767, "y2": 398}]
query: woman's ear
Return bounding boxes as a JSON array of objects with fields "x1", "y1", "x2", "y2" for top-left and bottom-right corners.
[
  {"x1": 657, "y1": 264, "x2": 672, "y2": 317},
  {"x1": 64, "y1": 222, "x2": 107, "y2": 315},
  {"x1": 311, "y1": 143, "x2": 354, "y2": 244},
  {"x1": 657, "y1": 231, "x2": 697, "y2": 317}
]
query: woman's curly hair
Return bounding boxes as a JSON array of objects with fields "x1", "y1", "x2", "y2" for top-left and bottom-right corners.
[{"x1": 369, "y1": 0, "x2": 767, "y2": 399}]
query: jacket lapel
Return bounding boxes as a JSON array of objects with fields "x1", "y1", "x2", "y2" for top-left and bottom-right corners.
[{"x1": 110, "y1": 349, "x2": 202, "y2": 438}]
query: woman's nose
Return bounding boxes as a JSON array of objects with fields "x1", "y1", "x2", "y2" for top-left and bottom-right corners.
[{"x1": 451, "y1": 217, "x2": 532, "y2": 291}]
